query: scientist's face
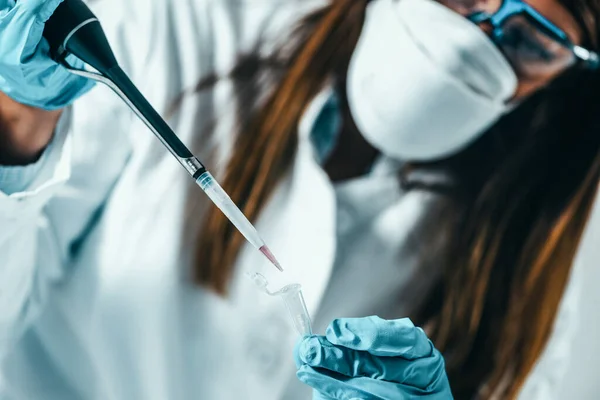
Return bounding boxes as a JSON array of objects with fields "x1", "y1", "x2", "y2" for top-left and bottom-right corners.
[
  {"x1": 439, "y1": 0, "x2": 584, "y2": 99},
  {"x1": 346, "y1": 0, "x2": 595, "y2": 161}
]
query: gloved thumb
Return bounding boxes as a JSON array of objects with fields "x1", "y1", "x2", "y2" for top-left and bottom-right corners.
[
  {"x1": 294, "y1": 335, "x2": 319, "y2": 369},
  {"x1": 16, "y1": 0, "x2": 63, "y2": 22}
]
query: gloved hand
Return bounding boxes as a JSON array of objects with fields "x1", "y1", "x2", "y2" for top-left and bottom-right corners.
[
  {"x1": 0, "y1": 0, "x2": 94, "y2": 110},
  {"x1": 295, "y1": 316, "x2": 453, "y2": 399}
]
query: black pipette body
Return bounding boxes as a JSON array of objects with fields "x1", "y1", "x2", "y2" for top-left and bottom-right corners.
[{"x1": 43, "y1": 0, "x2": 196, "y2": 162}]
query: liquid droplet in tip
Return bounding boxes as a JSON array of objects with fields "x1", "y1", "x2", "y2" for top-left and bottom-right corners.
[{"x1": 259, "y1": 245, "x2": 283, "y2": 272}]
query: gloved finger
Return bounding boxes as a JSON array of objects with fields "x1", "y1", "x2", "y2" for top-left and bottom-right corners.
[
  {"x1": 0, "y1": 1, "x2": 16, "y2": 12},
  {"x1": 0, "y1": 0, "x2": 61, "y2": 58},
  {"x1": 298, "y1": 365, "x2": 385, "y2": 400},
  {"x1": 294, "y1": 335, "x2": 316, "y2": 368},
  {"x1": 14, "y1": 0, "x2": 63, "y2": 22},
  {"x1": 298, "y1": 365, "x2": 431, "y2": 400},
  {"x1": 297, "y1": 336, "x2": 445, "y2": 389},
  {"x1": 325, "y1": 316, "x2": 433, "y2": 359},
  {"x1": 313, "y1": 390, "x2": 336, "y2": 400},
  {"x1": 0, "y1": 5, "x2": 15, "y2": 21}
]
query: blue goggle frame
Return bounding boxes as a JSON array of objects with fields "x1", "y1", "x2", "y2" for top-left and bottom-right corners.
[{"x1": 468, "y1": 0, "x2": 600, "y2": 69}]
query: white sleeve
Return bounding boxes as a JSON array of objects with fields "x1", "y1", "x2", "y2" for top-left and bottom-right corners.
[
  {"x1": 0, "y1": 0, "x2": 155, "y2": 360},
  {"x1": 0, "y1": 132, "x2": 59, "y2": 196}
]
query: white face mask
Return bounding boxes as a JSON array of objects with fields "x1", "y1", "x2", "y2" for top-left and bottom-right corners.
[{"x1": 347, "y1": 0, "x2": 518, "y2": 161}]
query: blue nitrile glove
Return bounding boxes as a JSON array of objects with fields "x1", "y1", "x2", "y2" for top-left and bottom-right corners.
[
  {"x1": 294, "y1": 316, "x2": 453, "y2": 399},
  {"x1": 0, "y1": 0, "x2": 94, "y2": 110}
]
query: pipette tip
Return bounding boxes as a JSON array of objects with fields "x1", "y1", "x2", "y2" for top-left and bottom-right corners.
[{"x1": 259, "y1": 245, "x2": 284, "y2": 272}]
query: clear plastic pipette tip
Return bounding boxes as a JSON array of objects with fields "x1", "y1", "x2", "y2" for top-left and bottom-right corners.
[
  {"x1": 196, "y1": 171, "x2": 283, "y2": 272},
  {"x1": 259, "y1": 245, "x2": 283, "y2": 272},
  {"x1": 245, "y1": 272, "x2": 313, "y2": 336}
]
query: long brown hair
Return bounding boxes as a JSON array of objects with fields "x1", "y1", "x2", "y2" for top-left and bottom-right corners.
[{"x1": 189, "y1": 0, "x2": 600, "y2": 397}]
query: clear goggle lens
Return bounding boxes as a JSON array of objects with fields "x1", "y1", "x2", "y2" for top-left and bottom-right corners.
[{"x1": 496, "y1": 15, "x2": 576, "y2": 79}]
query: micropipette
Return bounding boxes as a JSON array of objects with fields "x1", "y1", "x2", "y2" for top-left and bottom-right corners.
[
  {"x1": 42, "y1": 0, "x2": 282, "y2": 272},
  {"x1": 246, "y1": 272, "x2": 313, "y2": 336}
]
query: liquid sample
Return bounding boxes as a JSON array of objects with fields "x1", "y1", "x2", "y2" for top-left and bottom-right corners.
[{"x1": 259, "y1": 245, "x2": 283, "y2": 272}]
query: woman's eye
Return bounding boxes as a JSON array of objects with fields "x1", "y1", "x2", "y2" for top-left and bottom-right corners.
[{"x1": 501, "y1": 27, "x2": 557, "y2": 62}]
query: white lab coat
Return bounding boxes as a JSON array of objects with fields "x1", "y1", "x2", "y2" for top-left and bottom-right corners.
[{"x1": 0, "y1": 0, "x2": 596, "y2": 399}]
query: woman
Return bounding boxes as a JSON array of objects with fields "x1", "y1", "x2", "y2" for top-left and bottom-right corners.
[{"x1": 0, "y1": 0, "x2": 598, "y2": 398}]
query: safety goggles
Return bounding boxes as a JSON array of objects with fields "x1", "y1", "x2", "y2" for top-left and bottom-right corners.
[{"x1": 467, "y1": 0, "x2": 600, "y2": 79}]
